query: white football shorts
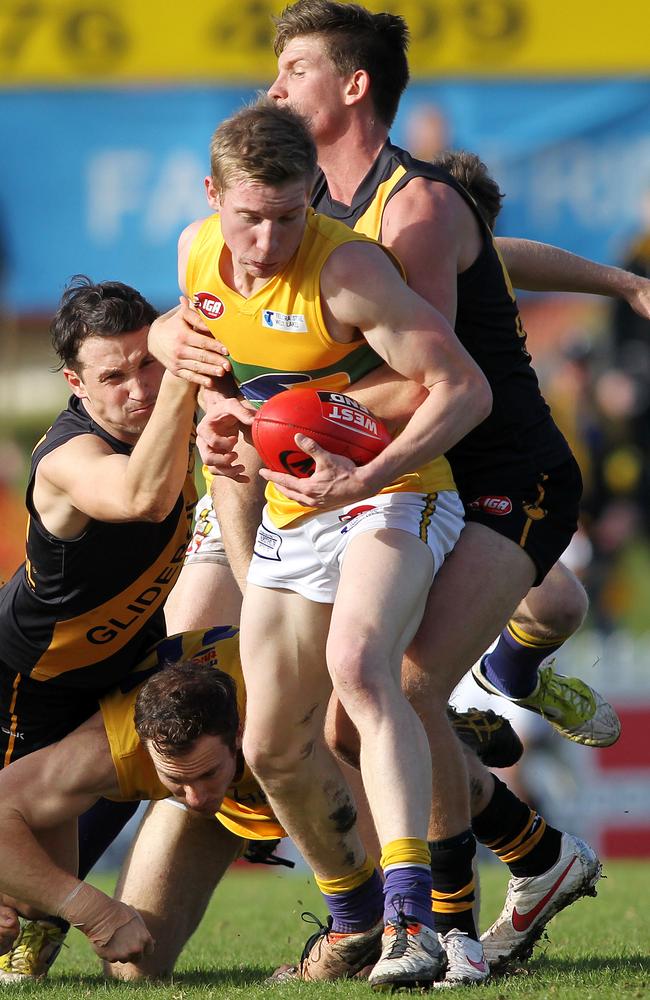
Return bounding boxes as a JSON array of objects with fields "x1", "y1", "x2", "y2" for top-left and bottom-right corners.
[
  {"x1": 247, "y1": 490, "x2": 464, "y2": 603},
  {"x1": 184, "y1": 492, "x2": 229, "y2": 567}
]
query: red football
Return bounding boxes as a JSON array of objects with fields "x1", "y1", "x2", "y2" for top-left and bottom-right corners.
[{"x1": 252, "y1": 387, "x2": 392, "y2": 478}]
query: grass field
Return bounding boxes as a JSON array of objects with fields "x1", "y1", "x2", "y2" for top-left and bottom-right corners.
[{"x1": 19, "y1": 859, "x2": 649, "y2": 998}]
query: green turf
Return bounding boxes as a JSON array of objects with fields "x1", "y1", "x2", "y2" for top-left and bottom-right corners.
[{"x1": 15, "y1": 860, "x2": 650, "y2": 997}]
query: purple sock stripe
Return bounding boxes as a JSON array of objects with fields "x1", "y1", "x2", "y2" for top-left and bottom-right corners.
[
  {"x1": 483, "y1": 628, "x2": 562, "y2": 699},
  {"x1": 383, "y1": 866, "x2": 435, "y2": 930},
  {"x1": 321, "y1": 868, "x2": 384, "y2": 934}
]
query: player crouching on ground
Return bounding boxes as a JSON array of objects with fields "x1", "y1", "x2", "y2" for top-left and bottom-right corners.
[{"x1": 0, "y1": 628, "x2": 284, "y2": 978}]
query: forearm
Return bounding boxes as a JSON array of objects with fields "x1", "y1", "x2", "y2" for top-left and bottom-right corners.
[
  {"x1": 211, "y1": 440, "x2": 265, "y2": 591},
  {"x1": 361, "y1": 376, "x2": 492, "y2": 492},
  {"x1": 0, "y1": 809, "x2": 80, "y2": 916},
  {"x1": 497, "y1": 237, "x2": 639, "y2": 297},
  {"x1": 345, "y1": 365, "x2": 426, "y2": 433},
  {"x1": 124, "y1": 371, "x2": 197, "y2": 519}
]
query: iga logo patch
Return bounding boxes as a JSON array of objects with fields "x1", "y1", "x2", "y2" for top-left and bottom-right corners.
[
  {"x1": 338, "y1": 504, "x2": 377, "y2": 534},
  {"x1": 468, "y1": 495, "x2": 513, "y2": 516},
  {"x1": 193, "y1": 291, "x2": 225, "y2": 320},
  {"x1": 262, "y1": 310, "x2": 308, "y2": 332}
]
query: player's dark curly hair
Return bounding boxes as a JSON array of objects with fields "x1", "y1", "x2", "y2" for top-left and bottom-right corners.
[
  {"x1": 433, "y1": 150, "x2": 505, "y2": 231},
  {"x1": 50, "y1": 274, "x2": 158, "y2": 371},
  {"x1": 273, "y1": 0, "x2": 409, "y2": 128},
  {"x1": 134, "y1": 660, "x2": 240, "y2": 757}
]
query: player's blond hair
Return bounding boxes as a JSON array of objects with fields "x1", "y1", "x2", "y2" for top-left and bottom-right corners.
[{"x1": 210, "y1": 100, "x2": 317, "y2": 193}]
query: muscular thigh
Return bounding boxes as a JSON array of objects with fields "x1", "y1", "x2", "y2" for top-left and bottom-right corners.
[
  {"x1": 330, "y1": 528, "x2": 433, "y2": 676},
  {"x1": 239, "y1": 584, "x2": 333, "y2": 748},
  {"x1": 165, "y1": 560, "x2": 241, "y2": 633},
  {"x1": 329, "y1": 491, "x2": 464, "y2": 677},
  {"x1": 404, "y1": 521, "x2": 537, "y2": 701}
]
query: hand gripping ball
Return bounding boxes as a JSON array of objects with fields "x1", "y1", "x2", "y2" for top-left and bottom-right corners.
[{"x1": 252, "y1": 387, "x2": 391, "y2": 478}]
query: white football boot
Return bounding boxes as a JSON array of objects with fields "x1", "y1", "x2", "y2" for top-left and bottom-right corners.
[{"x1": 481, "y1": 833, "x2": 601, "y2": 972}]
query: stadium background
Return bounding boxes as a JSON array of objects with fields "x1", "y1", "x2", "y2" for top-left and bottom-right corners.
[{"x1": 0, "y1": 0, "x2": 649, "y2": 859}]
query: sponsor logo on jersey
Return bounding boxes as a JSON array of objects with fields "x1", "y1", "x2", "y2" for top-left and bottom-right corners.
[
  {"x1": 262, "y1": 310, "x2": 308, "y2": 332},
  {"x1": 468, "y1": 495, "x2": 513, "y2": 516},
  {"x1": 193, "y1": 291, "x2": 225, "y2": 320},
  {"x1": 317, "y1": 391, "x2": 382, "y2": 441}
]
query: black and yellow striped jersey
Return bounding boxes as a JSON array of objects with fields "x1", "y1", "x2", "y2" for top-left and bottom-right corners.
[
  {"x1": 0, "y1": 396, "x2": 196, "y2": 690},
  {"x1": 312, "y1": 141, "x2": 572, "y2": 491}
]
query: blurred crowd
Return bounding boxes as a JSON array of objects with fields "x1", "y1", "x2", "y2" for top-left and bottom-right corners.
[{"x1": 544, "y1": 205, "x2": 650, "y2": 634}]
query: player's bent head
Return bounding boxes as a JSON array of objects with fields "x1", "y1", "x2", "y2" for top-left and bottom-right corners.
[
  {"x1": 134, "y1": 660, "x2": 240, "y2": 758},
  {"x1": 50, "y1": 275, "x2": 158, "y2": 372},
  {"x1": 273, "y1": 0, "x2": 409, "y2": 127},
  {"x1": 210, "y1": 99, "x2": 317, "y2": 196}
]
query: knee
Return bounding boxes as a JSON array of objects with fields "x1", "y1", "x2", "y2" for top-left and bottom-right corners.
[
  {"x1": 515, "y1": 571, "x2": 588, "y2": 638},
  {"x1": 242, "y1": 729, "x2": 314, "y2": 783},
  {"x1": 327, "y1": 637, "x2": 385, "y2": 712}
]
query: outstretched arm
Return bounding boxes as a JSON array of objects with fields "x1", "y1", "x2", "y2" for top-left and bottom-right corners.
[
  {"x1": 496, "y1": 237, "x2": 650, "y2": 319},
  {"x1": 0, "y1": 714, "x2": 153, "y2": 963}
]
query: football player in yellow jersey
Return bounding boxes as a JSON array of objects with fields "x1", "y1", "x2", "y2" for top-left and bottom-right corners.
[
  {"x1": 154, "y1": 100, "x2": 492, "y2": 992},
  {"x1": 0, "y1": 628, "x2": 284, "y2": 975},
  {"x1": 146, "y1": 15, "x2": 650, "y2": 976}
]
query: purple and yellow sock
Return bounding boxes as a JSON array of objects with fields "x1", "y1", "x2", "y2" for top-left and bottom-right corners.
[
  {"x1": 481, "y1": 622, "x2": 567, "y2": 699},
  {"x1": 380, "y1": 838, "x2": 435, "y2": 930},
  {"x1": 315, "y1": 856, "x2": 383, "y2": 934}
]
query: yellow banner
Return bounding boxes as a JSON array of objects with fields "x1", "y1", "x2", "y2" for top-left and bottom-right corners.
[{"x1": 0, "y1": 0, "x2": 648, "y2": 85}]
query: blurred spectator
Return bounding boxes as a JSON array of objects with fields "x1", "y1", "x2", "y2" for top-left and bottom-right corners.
[
  {"x1": 0, "y1": 438, "x2": 28, "y2": 584},
  {"x1": 404, "y1": 103, "x2": 450, "y2": 161}
]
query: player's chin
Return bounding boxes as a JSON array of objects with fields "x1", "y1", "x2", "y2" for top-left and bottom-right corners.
[
  {"x1": 126, "y1": 414, "x2": 153, "y2": 435},
  {"x1": 188, "y1": 801, "x2": 222, "y2": 817}
]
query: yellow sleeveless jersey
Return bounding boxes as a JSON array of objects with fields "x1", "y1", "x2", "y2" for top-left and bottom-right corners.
[
  {"x1": 100, "y1": 627, "x2": 285, "y2": 842},
  {"x1": 187, "y1": 209, "x2": 455, "y2": 527}
]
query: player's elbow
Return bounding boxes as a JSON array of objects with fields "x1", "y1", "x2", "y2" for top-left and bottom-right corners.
[
  {"x1": 128, "y1": 492, "x2": 177, "y2": 523},
  {"x1": 468, "y1": 371, "x2": 492, "y2": 424}
]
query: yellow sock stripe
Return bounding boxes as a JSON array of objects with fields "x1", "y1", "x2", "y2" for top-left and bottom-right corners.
[
  {"x1": 506, "y1": 621, "x2": 570, "y2": 649},
  {"x1": 432, "y1": 899, "x2": 476, "y2": 914},
  {"x1": 315, "y1": 855, "x2": 377, "y2": 894},
  {"x1": 380, "y1": 838, "x2": 430, "y2": 870},
  {"x1": 489, "y1": 810, "x2": 536, "y2": 858},
  {"x1": 430, "y1": 879, "x2": 475, "y2": 902},
  {"x1": 499, "y1": 818, "x2": 547, "y2": 864}
]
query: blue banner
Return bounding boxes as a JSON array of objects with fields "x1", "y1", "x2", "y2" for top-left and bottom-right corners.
[{"x1": 1, "y1": 80, "x2": 649, "y2": 312}]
